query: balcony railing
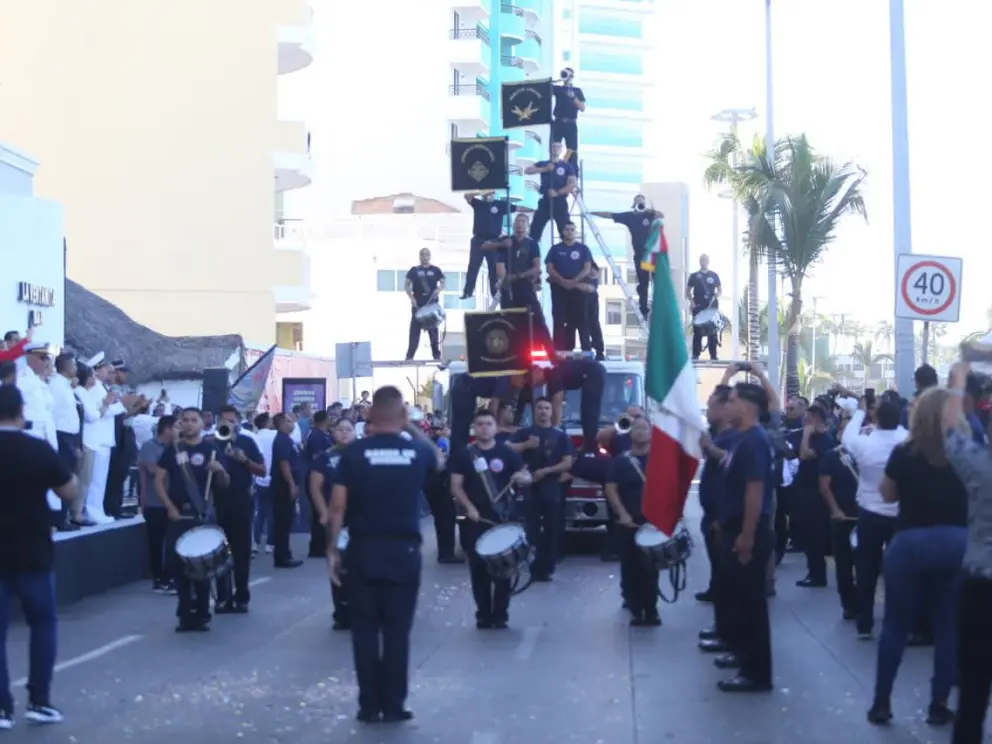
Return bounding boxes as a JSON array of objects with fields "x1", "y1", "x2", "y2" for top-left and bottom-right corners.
[
  {"x1": 525, "y1": 180, "x2": 540, "y2": 191},
  {"x1": 525, "y1": 130, "x2": 542, "y2": 145},
  {"x1": 448, "y1": 83, "x2": 491, "y2": 100},
  {"x1": 501, "y1": 3, "x2": 524, "y2": 16},
  {"x1": 509, "y1": 164, "x2": 523, "y2": 175},
  {"x1": 450, "y1": 24, "x2": 491, "y2": 44},
  {"x1": 501, "y1": 55, "x2": 523, "y2": 69},
  {"x1": 525, "y1": 29, "x2": 542, "y2": 45}
]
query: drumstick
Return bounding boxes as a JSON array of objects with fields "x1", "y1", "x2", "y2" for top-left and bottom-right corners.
[{"x1": 203, "y1": 450, "x2": 217, "y2": 511}]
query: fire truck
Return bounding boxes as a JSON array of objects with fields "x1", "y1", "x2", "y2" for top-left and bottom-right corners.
[{"x1": 441, "y1": 356, "x2": 645, "y2": 532}]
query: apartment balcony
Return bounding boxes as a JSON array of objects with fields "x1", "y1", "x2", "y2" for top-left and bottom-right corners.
[
  {"x1": 515, "y1": 129, "x2": 544, "y2": 165},
  {"x1": 504, "y1": 125, "x2": 525, "y2": 151},
  {"x1": 507, "y1": 165, "x2": 525, "y2": 201},
  {"x1": 272, "y1": 251, "x2": 313, "y2": 313},
  {"x1": 500, "y1": 54, "x2": 525, "y2": 85},
  {"x1": 274, "y1": 218, "x2": 306, "y2": 252},
  {"x1": 451, "y1": 0, "x2": 492, "y2": 25},
  {"x1": 447, "y1": 83, "x2": 491, "y2": 130},
  {"x1": 278, "y1": 0, "x2": 316, "y2": 74},
  {"x1": 517, "y1": 32, "x2": 541, "y2": 73},
  {"x1": 448, "y1": 25, "x2": 491, "y2": 77},
  {"x1": 499, "y1": 3, "x2": 526, "y2": 43},
  {"x1": 273, "y1": 120, "x2": 313, "y2": 192},
  {"x1": 516, "y1": 0, "x2": 540, "y2": 24}
]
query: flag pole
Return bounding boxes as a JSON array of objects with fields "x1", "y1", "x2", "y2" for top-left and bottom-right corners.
[{"x1": 763, "y1": 0, "x2": 780, "y2": 393}]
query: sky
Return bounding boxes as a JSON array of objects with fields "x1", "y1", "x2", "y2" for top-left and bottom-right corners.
[{"x1": 279, "y1": 0, "x2": 992, "y2": 346}]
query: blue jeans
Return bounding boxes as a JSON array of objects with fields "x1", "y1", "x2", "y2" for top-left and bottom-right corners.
[
  {"x1": 875, "y1": 525, "x2": 966, "y2": 702},
  {"x1": 0, "y1": 572, "x2": 58, "y2": 711},
  {"x1": 253, "y1": 487, "x2": 274, "y2": 546}
]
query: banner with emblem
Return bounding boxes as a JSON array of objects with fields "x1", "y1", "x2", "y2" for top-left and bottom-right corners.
[
  {"x1": 464, "y1": 308, "x2": 532, "y2": 378},
  {"x1": 500, "y1": 78, "x2": 553, "y2": 129},
  {"x1": 450, "y1": 137, "x2": 510, "y2": 193},
  {"x1": 228, "y1": 344, "x2": 276, "y2": 413}
]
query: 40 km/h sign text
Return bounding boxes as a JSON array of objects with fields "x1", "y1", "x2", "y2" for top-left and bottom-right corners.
[{"x1": 894, "y1": 254, "x2": 963, "y2": 324}]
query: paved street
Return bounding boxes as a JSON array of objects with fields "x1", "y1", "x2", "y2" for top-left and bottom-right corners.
[{"x1": 2, "y1": 497, "x2": 968, "y2": 744}]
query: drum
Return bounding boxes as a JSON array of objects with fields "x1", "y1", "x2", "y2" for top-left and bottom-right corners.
[
  {"x1": 634, "y1": 524, "x2": 693, "y2": 571},
  {"x1": 337, "y1": 527, "x2": 350, "y2": 552},
  {"x1": 415, "y1": 302, "x2": 445, "y2": 330},
  {"x1": 693, "y1": 307, "x2": 720, "y2": 328},
  {"x1": 475, "y1": 523, "x2": 529, "y2": 580},
  {"x1": 174, "y1": 525, "x2": 232, "y2": 582}
]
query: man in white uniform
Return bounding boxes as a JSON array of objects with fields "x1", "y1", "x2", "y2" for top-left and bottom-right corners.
[
  {"x1": 80, "y1": 355, "x2": 125, "y2": 524},
  {"x1": 17, "y1": 343, "x2": 61, "y2": 513}
]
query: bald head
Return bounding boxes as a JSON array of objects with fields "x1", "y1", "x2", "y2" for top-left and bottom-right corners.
[{"x1": 371, "y1": 386, "x2": 406, "y2": 428}]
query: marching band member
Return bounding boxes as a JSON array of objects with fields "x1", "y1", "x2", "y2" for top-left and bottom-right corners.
[
  {"x1": 493, "y1": 212, "x2": 554, "y2": 353},
  {"x1": 545, "y1": 355, "x2": 606, "y2": 450},
  {"x1": 590, "y1": 196, "x2": 661, "y2": 319},
  {"x1": 551, "y1": 68, "x2": 585, "y2": 165},
  {"x1": 575, "y1": 260, "x2": 605, "y2": 359},
  {"x1": 213, "y1": 406, "x2": 265, "y2": 614},
  {"x1": 604, "y1": 417, "x2": 660, "y2": 627},
  {"x1": 451, "y1": 408, "x2": 531, "y2": 629},
  {"x1": 525, "y1": 142, "x2": 576, "y2": 244},
  {"x1": 404, "y1": 248, "x2": 445, "y2": 362},
  {"x1": 270, "y1": 413, "x2": 304, "y2": 569},
  {"x1": 511, "y1": 397, "x2": 574, "y2": 581},
  {"x1": 462, "y1": 192, "x2": 516, "y2": 299},
  {"x1": 327, "y1": 386, "x2": 444, "y2": 724},
  {"x1": 305, "y1": 410, "x2": 334, "y2": 557},
  {"x1": 155, "y1": 408, "x2": 230, "y2": 632},
  {"x1": 686, "y1": 255, "x2": 722, "y2": 361},
  {"x1": 546, "y1": 222, "x2": 593, "y2": 352}
]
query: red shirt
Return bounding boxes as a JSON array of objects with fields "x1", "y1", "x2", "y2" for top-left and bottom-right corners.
[{"x1": 0, "y1": 338, "x2": 28, "y2": 363}]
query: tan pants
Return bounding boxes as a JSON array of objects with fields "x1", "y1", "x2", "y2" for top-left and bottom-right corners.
[{"x1": 74, "y1": 447, "x2": 96, "y2": 519}]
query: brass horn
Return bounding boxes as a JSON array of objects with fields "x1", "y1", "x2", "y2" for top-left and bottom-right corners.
[
  {"x1": 214, "y1": 421, "x2": 236, "y2": 442},
  {"x1": 615, "y1": 414, "x2": 633, "y2": 435}
]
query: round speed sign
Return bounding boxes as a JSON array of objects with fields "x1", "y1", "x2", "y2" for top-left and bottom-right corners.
[{"x1": 899, "y1": 259, "x2": 957, "y2": 317}]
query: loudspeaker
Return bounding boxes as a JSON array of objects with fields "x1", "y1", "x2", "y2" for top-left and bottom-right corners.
[{"x1": 201, "y1": 368, "x2": 230, "y2": 414}]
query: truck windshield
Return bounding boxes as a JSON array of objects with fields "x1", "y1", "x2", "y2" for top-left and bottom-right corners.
[{"x1": 562, "y1": 373, "x2": 644, "y2": 428}]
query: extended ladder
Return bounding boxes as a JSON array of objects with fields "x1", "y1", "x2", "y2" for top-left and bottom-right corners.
[{"x1": 572, "y1": 193, "x2": 648, "y2": 341}]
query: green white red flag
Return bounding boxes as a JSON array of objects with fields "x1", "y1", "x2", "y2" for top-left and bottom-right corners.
[{"x1": 640, "y1": 220, "x2": 703, "y2": 535}]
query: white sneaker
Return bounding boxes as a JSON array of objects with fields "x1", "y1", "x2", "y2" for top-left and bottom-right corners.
[
  {"x1": 24, "y1": 703, "x2": 63, "y2": 724},
  {"x1": 264, "y1": 545, "x2": 273, "y2": 554},
  {"x1": 0, "y1": 710, "x2": 13, "y2": 730}
]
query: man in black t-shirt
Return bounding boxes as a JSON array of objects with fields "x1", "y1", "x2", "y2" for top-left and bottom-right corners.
[
  {"x1": 451, "y1": 409, "x2": 531, "y2": 629},
  {"x1": 591, "y1": 195, "x2": 660, "y2": 319},
  {"x1": 796, "y1": 404, "x2": 836, "y2": 588},
  {"x1": 404, "y1": 247, "x2": 445, "y2": 361},
  {"x1": 462, "y1": 192, "x2": 516, "y2": 299},
  {"x1": 156, "y1": 407, "x2": 231, "y2": 632},
  {"x1": 0, "y1": 386, "x2": 77, "y2": 726},
  {"x1": 686, "y1": 254, "x2": 723, "y2": 361},
  {"x1": 818, "y1": 426, "x2": 859, "y2": 618},
  {"x1": 551, "y1": 69, "x2": 586, "y2": 167},
  {"x1": 270, "y1": 413, "x2": 304, "y2": 568}
]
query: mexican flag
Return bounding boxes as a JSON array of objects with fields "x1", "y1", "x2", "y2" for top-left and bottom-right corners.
[
  {"x1": 640, "y1": 220, "x2": 703, "y2": 536},
  {"x1": 639, "y1": 215, "x2": 669, "y2": 274}
]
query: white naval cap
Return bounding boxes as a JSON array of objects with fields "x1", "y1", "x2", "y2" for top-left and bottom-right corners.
[
  {"x1": 23, "y1": 342, "x2": 52, "y2": 354},
  {"x1": 84, "y1": 351, "x2": 106, "y2": 368}
]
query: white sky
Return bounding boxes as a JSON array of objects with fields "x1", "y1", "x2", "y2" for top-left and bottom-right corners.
[{"x1": 282, "y1": 0, "x2": 992, "y2": 342}]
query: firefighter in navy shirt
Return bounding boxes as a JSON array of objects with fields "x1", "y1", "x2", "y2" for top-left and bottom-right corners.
[
  {"x1": 546, "y1": 222, "x2": 593, "y2": 351},
  {"x1": 546, "y1": 356, "x2": 606, "y2": 449},
  {"x1": 551, "y1": 68, "x2": 586, "y2": 166},
  {"x1": 686, "y1": 254, "x2": 722, "y2": 361},
  {"x1": 604, "y1": 417, "x2": 660, "y2": 627},
  {"x1": 327, "y1": 386, "x2": 444, "y2": 723},
  {"x1": 575, "y1": 259, "x2": 605, "y2": 359},
  {"x1": 451, "y1": 408, "x2": 531, "y2": 629},
  {"x1": 525, "y1": 142, "x2": 577, "y2": 244},
  {"x1": 404, "y1": 248, "x2": 445, "y2": 361},
  {"x1": 591, "y1": 195, "x2": 660, "y2": 318},
  {"x1": 462, "y1": 192, "x2": 515, "y2": 299},
  {"x1": 818, "y1": 423, "x2": 859, "y2": 619},
  {"x1": 493, "y1": 213, "x2": 554, "y2": 353},
  {"x1": 796, "y1": 404, "x2": 836, "y2": 588},
  {"x1": 270, "y1": 413, "x2": 303, "y2": 568}
]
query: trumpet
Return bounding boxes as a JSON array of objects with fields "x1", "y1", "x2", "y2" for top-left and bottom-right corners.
[
  {"x1": 615, "y1": 414, "x2": 633, "y2": 435},
  {"x1": 214, "y1": 422, "x2": 236, "y2": 442}
]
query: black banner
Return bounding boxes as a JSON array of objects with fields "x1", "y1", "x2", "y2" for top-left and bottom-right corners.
[
  {"x1": 450, "y1": 137, "x2": 509, "y2": 192},
  {"x1": 501, "y1": 78, "x2": 553, "y2": 129},
  {"x1": 464, "y1": 309, "x2": 533, "y2": 378}
]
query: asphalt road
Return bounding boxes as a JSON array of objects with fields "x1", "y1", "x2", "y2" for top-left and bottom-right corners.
[{"x1": 1, "y1": 496, "x2": 970, "y2": 744}]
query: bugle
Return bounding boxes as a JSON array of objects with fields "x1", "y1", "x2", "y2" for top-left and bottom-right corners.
[{"x1": 615, "y1": 414, "x2": 632, "y2": 435}]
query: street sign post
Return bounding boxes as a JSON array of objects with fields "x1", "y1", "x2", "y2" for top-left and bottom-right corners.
[
  {"x1": 335, "y1": 342, "x2": 372, "y2": 403},
  {"x1": 894, "y1": 254, "x2": 963, "y2": 323}
]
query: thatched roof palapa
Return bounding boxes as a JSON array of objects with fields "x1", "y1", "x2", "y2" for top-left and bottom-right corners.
[{"x1": 65, "y1": 279, "x2": 245, "y2": 385}]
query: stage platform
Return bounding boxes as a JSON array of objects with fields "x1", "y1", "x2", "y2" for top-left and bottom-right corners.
[{"x1": 53, "y1": 517, "x2": 149, "y2": 605}]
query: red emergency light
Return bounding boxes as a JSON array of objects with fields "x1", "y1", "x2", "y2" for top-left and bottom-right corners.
[{"x1": 531, "y1": 347, "x2": 549, "y2": 360}]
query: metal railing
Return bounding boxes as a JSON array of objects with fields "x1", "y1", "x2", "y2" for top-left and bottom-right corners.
[
  {"x1": 500, "y1": 3, "x2": 524, "y2": 16},
  {"x1": 500, "y1": 55, "x2": 523, "y2": 68},
  {"x1": 524, "y1": 129, "x2": 542, "y2": 145},
  {"x1": 524, "y1": 179, "x2": 540, "y2": 191},
  {"x1": 509, "y1": 164, "x2": 523, "y2": 175},
  {"x1": 273, "y1": 218, "x2": 306, "y2": 242},
  {"x1": 525, "y1": 29, "x2": 542, "y2": 45},
  {"x1": 448, "y1": 83, "x2": 491, "y2": 100},
  {"x1": 450, "y1": 25, "x2": 490, "y2": 44}
]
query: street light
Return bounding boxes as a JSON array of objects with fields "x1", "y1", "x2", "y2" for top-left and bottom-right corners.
[{"x1": 712, "y1": 107, "x2": 759, "y2": 362}]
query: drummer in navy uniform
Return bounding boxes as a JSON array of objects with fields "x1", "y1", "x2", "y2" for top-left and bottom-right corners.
[
  {"x1": 451, "y1": 408, "x2": 532, "y2": 629},
  {"x1": 492, "y1": 212, "x2": 554, "y2": 354},
  {"x1": 604, "y1": 417, "x2": 660, "y2": 627},
  {"x1": 405, "y1": 248, "x2": 445, "y2": 361},
  {"x1": 326, "y1": 386, "x2": 445, "y2": 724},
  {"x1": 511, "y1": 396, "x2": 573, "y2": 581},
  {"x1": 155, "y1": 408, "x2": 231, "y2": 632},
  {"x1": 714, "y1": 382, "x2": 775, "y2": 693},
  {"x1": 686, "y1": 254, "x2": 722, "y2": 361},
  {"x1": 462, "y1": 192, "x2": 515, "y2": 299},
  {"x1": 213, "y1": 405, "x2": 265, "y2": 614},
  {"x1": 309, "y1": 417, "x2": 356, "y2": 630}
]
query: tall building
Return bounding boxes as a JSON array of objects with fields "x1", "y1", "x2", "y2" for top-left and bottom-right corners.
[
  {"x1": 0, "y1": 0, "x2": 315, "y2": 345},
  {"x1": 447, "y1": 0, "x2": 555, "y2": 210}
]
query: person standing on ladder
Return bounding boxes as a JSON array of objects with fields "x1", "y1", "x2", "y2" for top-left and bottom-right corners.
[
  {"x1": 590, "y1": 195, "x2": 661, "y2": 320},
  {"x1": 492, "y1": 213, "x2": 555, "y2": 355},
  {"x1": 552, "y1": 68, "x2": 585, "y2": 167},
  {"x1": 545, "y1": 221, "x2": 593, "y2": 352},
  {"x1": 525, "y1": 142, "x2": 576, "y2": 244},
  {"x1": 460, "y1": 192, "x2": 516, "y2": 300}
]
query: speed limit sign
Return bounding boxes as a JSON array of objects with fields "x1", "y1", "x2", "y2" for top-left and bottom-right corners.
[{"x1": 894, "y1": 254, "x2": 963, "y2": 323}]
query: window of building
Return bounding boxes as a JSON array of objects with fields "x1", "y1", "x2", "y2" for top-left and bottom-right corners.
[
  {"x1": 605, "y1": 346, "x2": 623, "y2": 358},
  {"x1": 581, "y1": 122, "x2": 644, "y2": 148},
  {"x1": 562, "y1": 50, "x2": 571, "y2": 61},
  {"x1": 625, "y1": 310, "x2": 641, "y2": 328},
  {"x1": 275, "y1": 322, "x2": 304, "y2": 351},
  {"x1": 579, "y1": 12, "x2": 643, "y2": 38},
  {"x1": 377, "y1": 270, "x2": 396, "y2": 292},
  {"x1": 579, "y1": 49, "x2": 643, "y2": 76},
  {"x1": 606, "y1": 301, "x2": 623, "y2": 326}
]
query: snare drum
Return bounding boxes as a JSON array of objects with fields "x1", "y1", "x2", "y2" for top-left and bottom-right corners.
[
  {"x1": 475, "y1": 523, "x2": 529, "y2": 580},
  {"x1": 414, "y1": 302, "x2": 445, "y2": 330},
  {"x1": 634, "y1": 524, "x2": 693, "y2": 571},
  {"x1": 175, "y1": 525, "x2": 232, "y2": 582},
  {"x1": 693, "y1": 307, "x2": 720, "y2": 328}
]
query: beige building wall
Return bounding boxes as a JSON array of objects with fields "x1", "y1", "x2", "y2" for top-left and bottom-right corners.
[{"x1": 0, "y1": 0, "x2": 311, "y2": 344}]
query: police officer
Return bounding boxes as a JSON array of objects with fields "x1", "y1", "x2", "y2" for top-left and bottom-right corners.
[
  {"x1": 546, "y1": 356, "x2": 606, "y2": 450},
  {"x1": 714, "y1": 383, "x2": 775, "y2": 693},
  {"x1": 590, "y1": 195, "x2": 660, "y2": 319},
  {"x1": 213, "y1": 405, "x2": 265, "y2": 614},
  {"x1": 546, "y1": 222, "x2": 594, "y2": 352},
  {"x1": 326, "y1": 386, "x2": 444, "y2": 723},
  {"x1": 604, "y1": 417, "x2": 660, "y2": 626},
  {"x1": 511, "y1": 396, "x2": 573, "y2": 581},
  {"x1": 551, "y1": 68, "x2": 586, "y2": 166},
  {"x1": 686, "y1": 254, "x2": 722, "y2": 361},
  {"x1": 493, "y1": 213, "x2": 554, "y2": 353},
  {"x1": 404, "y1": 248, "x2": 445, "y2": 361},
  {"x1": 462, "y1": 192, "x2": 516, "y2": 299},
  {"x1": 451, "y1": 408, "x2": 531, "y2": 628},
  {"x1": 796, "y1": 403, "x2": 835, "y2": 588},
  {"x1": 154, "y1": 408, "x2": 230, "y2": 632},
  {"x1": 309, "y1": 417, "x2": 356, "y2": 630},
  {"x1": 818, "y1": 416, "x2": 859, "y2": 619},
  {"x1": 525, "y1": 142, "x2": 577, "y2": 244}
]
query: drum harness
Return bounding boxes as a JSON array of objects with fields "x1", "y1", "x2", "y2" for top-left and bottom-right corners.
[
  {"x1": 174, "y1": 444, "x2": 231, "y2": 595},
  {"x1": 626, "y1": 453, "x2": 690, "y2": 605},
  {"x1": 415, "y1": 273, "x2": 448, "y2": 344}
]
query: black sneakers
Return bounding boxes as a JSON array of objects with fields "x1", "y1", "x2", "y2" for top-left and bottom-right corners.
[{"x1": 25, "y1": 702, "x2": 64, "y2": 725}]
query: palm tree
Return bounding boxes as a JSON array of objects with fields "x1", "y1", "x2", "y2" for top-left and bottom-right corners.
[
  {"x1": 875, "y1": 320, "x2": 894, "y2": 351},
  {"x1": 710, "y1": 133, "x2": 868, "y2": 397},
  {"x1": 851, "y1": 339, "x2": 894, "y2": 389}
]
